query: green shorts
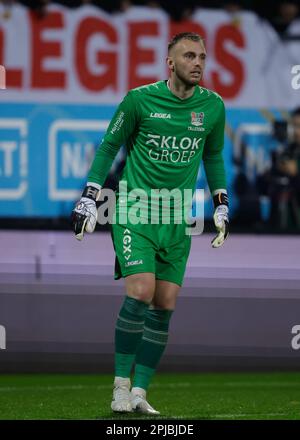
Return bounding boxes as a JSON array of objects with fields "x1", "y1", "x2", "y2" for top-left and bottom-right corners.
[{"x1": 110, "y1": 221, "x2": 192, "y2": 287}]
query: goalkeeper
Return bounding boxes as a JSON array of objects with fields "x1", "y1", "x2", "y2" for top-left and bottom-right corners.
[{"x1": 71, "y1": 32, "x2": 229, "y2": 415}]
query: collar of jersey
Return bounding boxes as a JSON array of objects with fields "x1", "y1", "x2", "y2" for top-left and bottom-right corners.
[{"x1": 164, "y1": 79, "x2": 200, "y2": 101}]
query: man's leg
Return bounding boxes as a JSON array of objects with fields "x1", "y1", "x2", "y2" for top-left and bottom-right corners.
[
  {"x1": 131, "y1": 280, "x2": 181, "y2": 414},
  {"x1": 111, "y1": 272, "x2": 155, "y2": 412},
  {"x1": 115, "y1": 272, "x2": 155, "y2": 378}
]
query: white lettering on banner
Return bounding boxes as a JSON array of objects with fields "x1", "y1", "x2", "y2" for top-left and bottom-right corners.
[
  {"x1": 62, "y1": 142, "x2": 94, "y2": 178},
  {"x1": 0, "y1": 142, "x2": 17, "y2": 176},
  {"x1": 0, "y1": 119, "x2": 28, "y2": 200},
  {"x1": 48, "y1": 120, "x2": 109, "y2": 201}
]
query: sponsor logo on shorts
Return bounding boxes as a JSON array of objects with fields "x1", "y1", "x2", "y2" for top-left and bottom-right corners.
[
  {"x1": 125, "y1": 259, "x2": 143, "y2": 267},
  {"x1": 123, "y1": 228, "x2": 132, "y2": 261}
]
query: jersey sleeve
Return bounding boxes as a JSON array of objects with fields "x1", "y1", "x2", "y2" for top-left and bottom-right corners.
[
  {"x1": 202, "y1": 98, "x2": 227, "y2": 194},
  {"x1": 87, "y1": 91, "x2": 139, "y2": 186}
]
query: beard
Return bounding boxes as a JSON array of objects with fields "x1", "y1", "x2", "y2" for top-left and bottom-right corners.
[{"x1": 173, "y1": 65, "x2": 202, "y2": 86}]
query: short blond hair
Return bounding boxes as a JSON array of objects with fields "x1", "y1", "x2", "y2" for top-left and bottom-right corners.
[{"x1": 168, "y1": 32, "x2": 205, "y2": 53}]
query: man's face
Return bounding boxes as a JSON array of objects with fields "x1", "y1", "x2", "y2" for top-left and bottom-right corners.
[
  {"x1": 167, "y1": 39, "x2": 206, "y2": 86},
  {"x1": 292, "y1": 114, "x2": 300, "y2": 144}
]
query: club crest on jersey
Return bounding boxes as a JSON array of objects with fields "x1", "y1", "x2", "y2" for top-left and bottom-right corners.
[{"x1": 191, "y1": 112, "x2": 204, "y2": 126}]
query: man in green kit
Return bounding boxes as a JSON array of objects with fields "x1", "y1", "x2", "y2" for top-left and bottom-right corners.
[{"x1": 71, "y1": 32, "x2": 229, "y2": 415}]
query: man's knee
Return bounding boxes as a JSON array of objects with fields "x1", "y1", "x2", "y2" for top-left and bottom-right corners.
[
  {"x1": 125, "y1": 273, "x2": 155, "y2": 304},
  {"x1": 152, "y1": 281, "x2": 181, "y2": 310},
  {"x1": 152, "y1": 296, "x2": 177, "y2": 310}
]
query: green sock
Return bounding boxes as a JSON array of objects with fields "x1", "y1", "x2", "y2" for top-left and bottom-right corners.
[
  {"x1": 133, "y1": 308, "x2": 173, "y2": 390},
  {"x1": 115, "y1": 296, "x2": 149, "y2": 378}
]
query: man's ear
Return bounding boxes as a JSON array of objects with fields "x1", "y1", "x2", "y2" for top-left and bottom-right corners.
[{"x1": 166, "y1": 56, "x2": 174, "y2": 72}]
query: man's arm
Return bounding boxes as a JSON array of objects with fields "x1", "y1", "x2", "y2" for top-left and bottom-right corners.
[
  {"x1": 71, "y1": 91, "x2": 140, "y2": 240},
  {"x1": 88, "y1": 90, "x2": 139, "y2": 187},
  {"x1": 202, "y1": 98, "x2": 229, "y2": 247}
]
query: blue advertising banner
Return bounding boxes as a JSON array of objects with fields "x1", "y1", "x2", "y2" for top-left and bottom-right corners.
[{"x1": 0, "y1": 102, "x2": 278, "y2": 219}]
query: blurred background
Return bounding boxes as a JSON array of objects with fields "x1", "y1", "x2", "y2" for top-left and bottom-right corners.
[
  {"x1": 0, "y1": 1, "x2": 300, "y2": 379},
  {"x1": 1, "y1": 0, "x2": 300, "y2": 231}
]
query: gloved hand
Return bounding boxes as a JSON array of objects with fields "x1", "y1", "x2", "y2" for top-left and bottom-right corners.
[
  {"x1": 211, "y1": 191, "x2": 229, "y2": 248},
  {"x1": 71, "y1": 184, "x2": 101, "y2": 241}
]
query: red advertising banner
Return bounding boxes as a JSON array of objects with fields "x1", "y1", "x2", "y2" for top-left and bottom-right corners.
[{"x1": 0, "y1": 4, "x2": 299, "y2": 107}]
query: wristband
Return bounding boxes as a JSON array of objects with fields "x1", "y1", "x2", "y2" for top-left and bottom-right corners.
[
  {"x1": 213, "y1": 191, "x2": 229, "y2": 208},
  {"x1": 82, "y1": 185, "x2": 101, "y2": 202}
]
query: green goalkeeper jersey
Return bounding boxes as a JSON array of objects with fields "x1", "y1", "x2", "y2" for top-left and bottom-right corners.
[{"x1": 88, "y1": 80, "x2": 226, "y2": 221}]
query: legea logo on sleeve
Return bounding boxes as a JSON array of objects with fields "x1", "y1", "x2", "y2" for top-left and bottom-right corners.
[{"x1": 0, "y1": 325, "x2": 6, "y2": 350}]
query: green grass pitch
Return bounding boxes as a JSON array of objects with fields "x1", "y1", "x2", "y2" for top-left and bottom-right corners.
[{"x1": 0, "y1": 371, "x2": 299, "y2": 420}]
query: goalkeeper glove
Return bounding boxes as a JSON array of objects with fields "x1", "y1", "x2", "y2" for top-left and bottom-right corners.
[
  {"x1": 71, "y1": 183, "x2": 101, "y2": 241},
  {"x1": 211, "y1": 191, "x2": 229, "y2": 248}
]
